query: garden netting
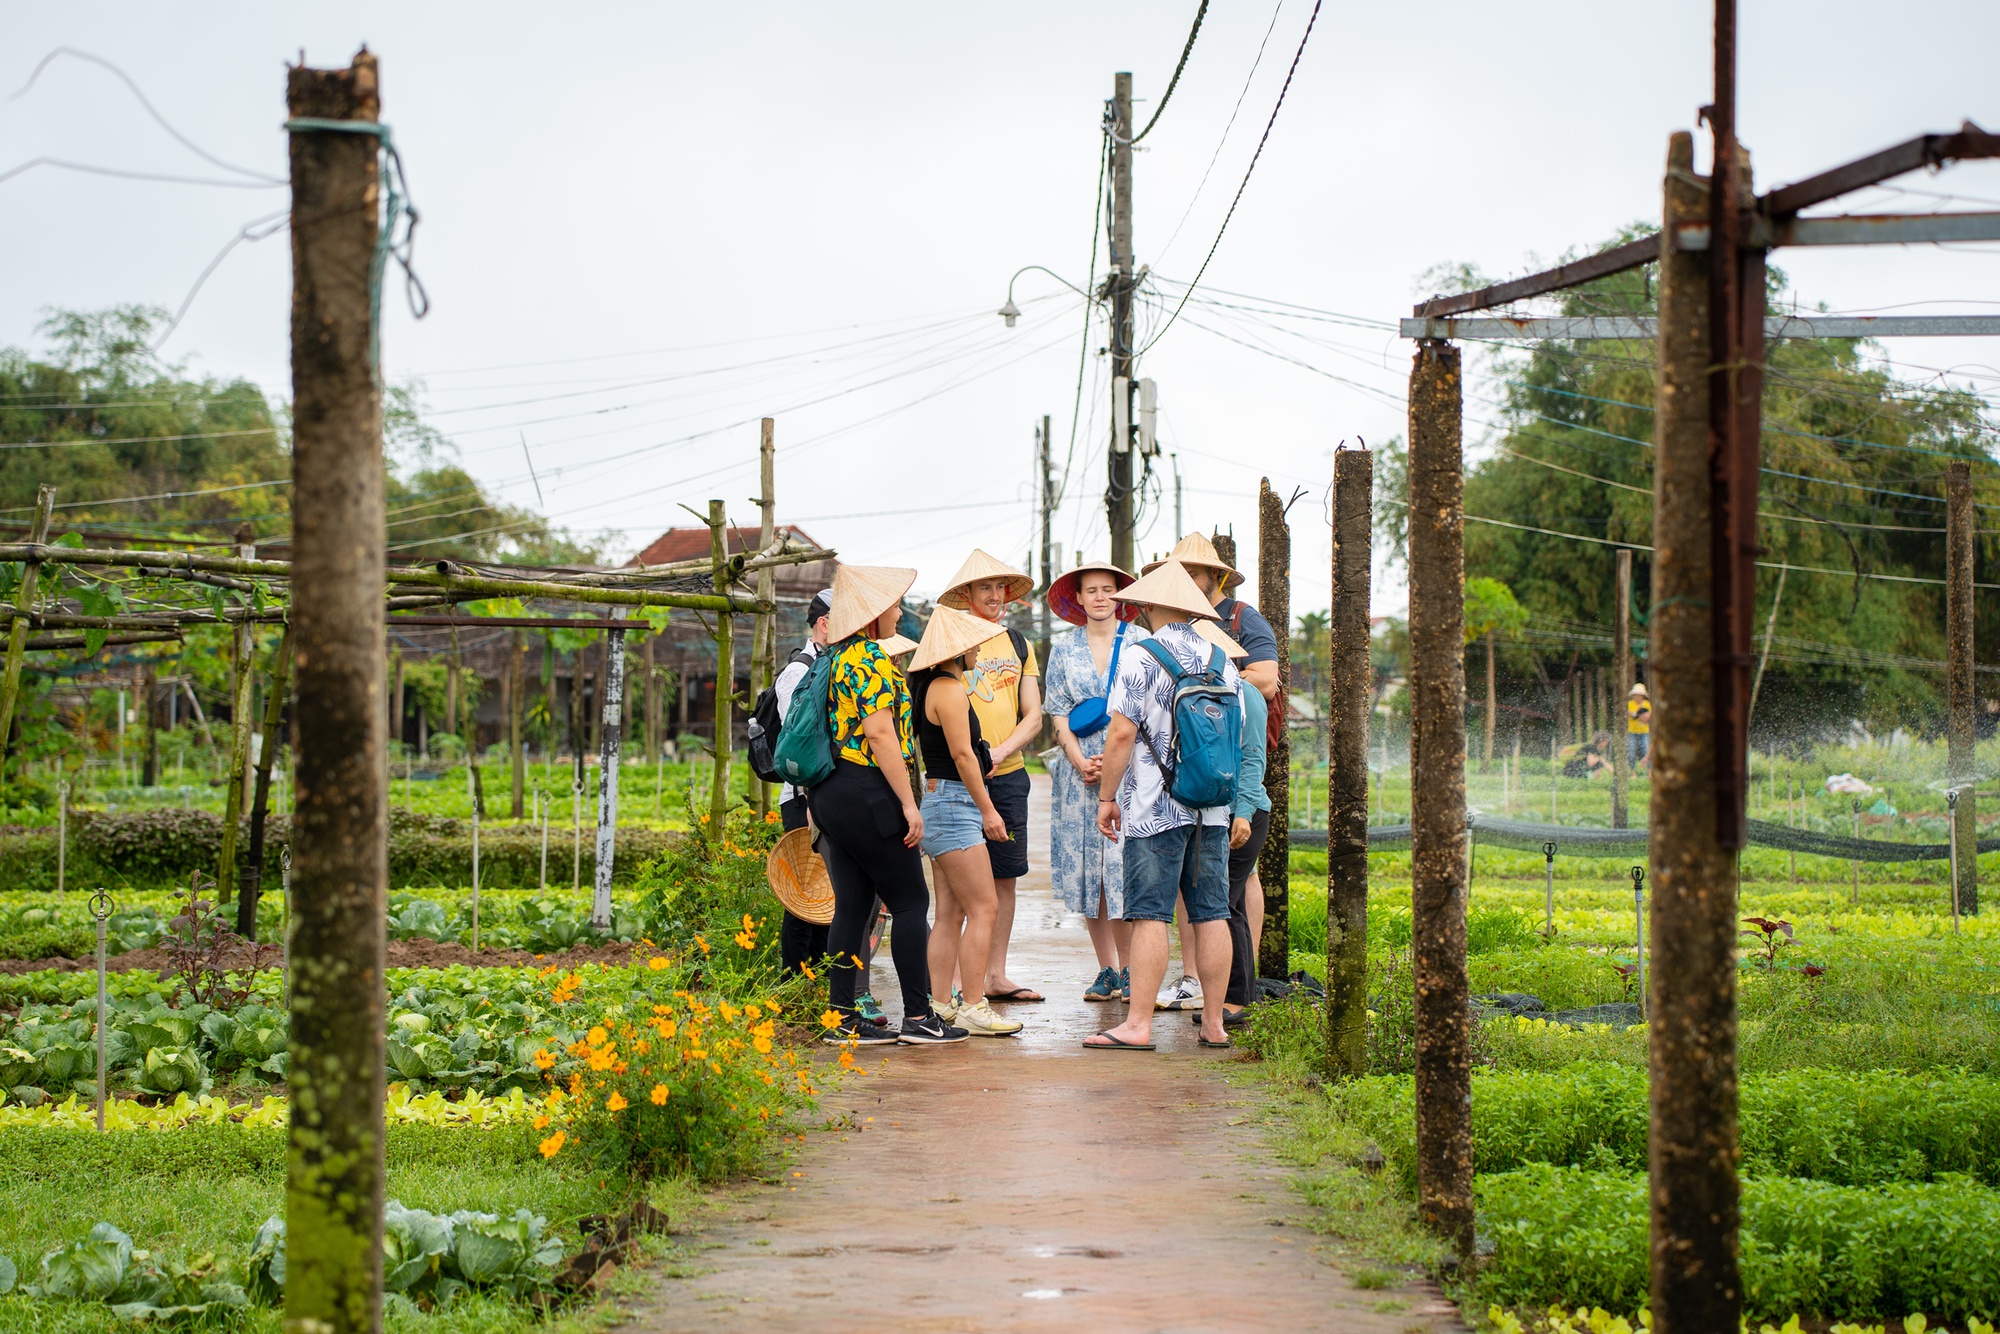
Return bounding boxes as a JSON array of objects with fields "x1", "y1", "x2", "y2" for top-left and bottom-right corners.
[{"x1": 1290, "y1": 813, "x2": 2000, "y2": 862}]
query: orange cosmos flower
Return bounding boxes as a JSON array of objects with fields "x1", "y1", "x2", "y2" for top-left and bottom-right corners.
[
  {"x1": 538, "y1": 1130, "x2": 567, "y2": 1158},
  {"x1": 606, "y1": 1092, "x2": 629, "y2": 1112},
  {"x1": 650, "y1": 1083, "x2": 669, "y2": 1105}
]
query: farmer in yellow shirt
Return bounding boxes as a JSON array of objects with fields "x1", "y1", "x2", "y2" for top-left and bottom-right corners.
[{"x1": 1627, "y1": 682, "x2": 1652, "y2": 770}]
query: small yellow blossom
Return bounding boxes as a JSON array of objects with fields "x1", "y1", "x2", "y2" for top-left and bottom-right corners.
[
  {"x1": 648, "y1": 956, "x2": 669, "y2": 971},
  {"x1": 538, "y1": 1130, "x2": 567, "y2": 1158},
  {"x1": 606, "y1": 1091, "x2": 629, "y2": 1112},
  {"x1": 650, "y1": 1083, "x2": 669, "y2": 1105}
]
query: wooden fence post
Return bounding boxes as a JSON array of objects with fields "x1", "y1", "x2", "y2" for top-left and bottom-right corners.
[
  {"x1": 591, "y1": 610, "x2": 626, "y2": 929},
  {"x1": 285, "y1": 49, "x2": 388, "y2": 1334},
  {"x1": 1257, "y1": 477, "x2": 1291, "y2": 977},
  {"x1": 0, "y1": 485, "x2": 55, "y2": 778},
  {"x1": 1408, "y1": 338, "x2": 1473, "y2": 1260},
  {"x1": 753, "y1": 420, "x2": 777, "y2": 818},
  {"x1": 708, "y1": 500, "x2": 734, "y2": 827},
  {"x1": 239, "y1": 625, "x2": 293, "y2": 937},
  {"x1": 1649, "y1": 128, "x2": 1742, "y2": 1332},
  {"x1": 1326, "y1": 448, "x2": 1372, "y2": 1077}
]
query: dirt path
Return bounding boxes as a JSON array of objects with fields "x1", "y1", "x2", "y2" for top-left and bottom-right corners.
[{"x1": 639, "y1": 777, "x2": 1462, "y2": 1333}]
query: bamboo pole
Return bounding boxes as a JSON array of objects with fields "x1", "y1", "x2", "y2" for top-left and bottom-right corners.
[
  {"x1": 509, "y1": 631, "x2": 526, "y2": 820},
  {"x1": 708, "y1": 500, "x2": 734, "y2": 828},
  {"x1": 239, "y1": 625, "x2": 293, "y2": 937},
  {"x1": 0, "y1": 486, "x2": 57, "y2": 775},
  {"x1": 591, "y1": 609, "x2": 627, "y2": 930},
  {"x1": 752, "y1": 420, "x2": 777, "y2": 819}
]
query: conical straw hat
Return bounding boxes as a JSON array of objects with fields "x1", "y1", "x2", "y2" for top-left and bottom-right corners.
[
  {"x1": 1141, "y1": 532, "x2": 1242, "y2": 590},
  {"x1": 909, "y1": 605, "x2": 1003, "y2": 672},
  {"x1": 1112, "y1": 559, "x2": 1222, "y2": 621},
  {"x1": 938, "y1": 548, "x2": 1033, "y2": 610},
  {"x1": 766, "y1": 828, "x2": 834, "y2": 925},
  {"x1": 877, "y1": 633, "x2": 918, "y2": 657},
  {"x1": 1046, "y1": 560, "x2": 1142, "y2": 626},
  {"x1": 827, "y1": 564, "x2": 917, "y2": 641},
  {"x1": 1192, "y1": 617, "x2": 1247, "y2": 659}
]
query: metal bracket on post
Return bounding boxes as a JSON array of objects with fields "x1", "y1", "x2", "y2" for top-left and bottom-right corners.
[
  {"x1": 1948, "y1": 789, "x2": 1963, "y2": 935},
  {"x1": 279, "y1": 848, "x2": 292, "y2": 1004},
  {"x1": 90, "y1": 887, "x2": 115, "y2": 1132},
  {"x1": 1630, "y1": 866, "x2": 1647, "y2": 1019},
  {"x1": 1541, "y1": 841, "x2": 1558, "y2": 936}
]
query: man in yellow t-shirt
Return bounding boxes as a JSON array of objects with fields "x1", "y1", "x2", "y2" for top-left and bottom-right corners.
[
  {"x1": 1627, "y1": 682, "x2": 1652, "y2": 769},
  {"x1": 939, "y1": 550, "x2": 1044, "y2": 1003}
]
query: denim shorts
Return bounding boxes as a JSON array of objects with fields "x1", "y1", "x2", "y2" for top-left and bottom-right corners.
[
  {"x1": 1123, "y1": 823, "x2": 1230, "y2": 925},
  {"x1": 920, "y1": 779, "x2": 988, "y2": 859}
]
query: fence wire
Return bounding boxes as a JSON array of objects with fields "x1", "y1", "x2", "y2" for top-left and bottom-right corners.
[{"x1": 1291, "y1": 811, "x2": 1998, "y2": 863}]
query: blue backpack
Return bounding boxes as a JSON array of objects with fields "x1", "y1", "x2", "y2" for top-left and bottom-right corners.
[
  {"x1": 1133, "y1": 638, "x2": 1240, "y2": 812},
  {"x1": 770, "y1": 640, "x2": 850, "y2": 790}
]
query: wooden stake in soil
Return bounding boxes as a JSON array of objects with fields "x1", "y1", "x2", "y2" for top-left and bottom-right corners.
[
  {"x1": 239, "y1": 626, "x2": 293, "y2": 938},
  {"x1": 1612, "y1": 548, "x2": 1633, "y2": 828},
  {"x1": 0, "y1": 485, "x2": 55, "y2": 777},
  {"x1": 1648, "y1": 128, "x2": 1743, "y2": 1333},
  {"x1": 1257, "y1": 478, "x2": 1291, "y2": 977},
  {"x1": 217, "y1": 535, "x2": 258, "y2": 903},
  {"x1": 509, "y1": 630, "x2": 526, "y2": 819},
  {"x1": 753, "y1": 419, "x2": 777, "y2": 819},
  {"x1": 708, "y1": 500, "x2": 734, "y2": 828},
  {"x1": 1406, "y1": 338, "x2": 1474, "y2": 1259},
  {"x1": 1946, "y1": 458, "x2": 1978, "y2": 915},
  {"x1": 1326, "y1": 449, "x2": 1371, "y2": 1078},
  {"x1": 591, "y1": 609, "x2": 627, "y2": 930},
  {"x1": 284, "y1": 50, "x2": 389, "y2": 1334}
]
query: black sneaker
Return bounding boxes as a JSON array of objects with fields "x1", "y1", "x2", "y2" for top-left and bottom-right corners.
[
  {"x1": 897, "y1": 1014, "x2": 969, "y2": 1045},
  {"x1": 822, "y1": 1015, "x2": 899, "y2": 1046}
]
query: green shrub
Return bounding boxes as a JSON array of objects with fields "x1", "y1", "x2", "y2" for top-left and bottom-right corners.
[
  {"x1": 0, "y1": 924, "x2": 96, "y2": 962},
  {"x1": 1477, "y1": 1163, "x2": 2000, "y2": 1322}
]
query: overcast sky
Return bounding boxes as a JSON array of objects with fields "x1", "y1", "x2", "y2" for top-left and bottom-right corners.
[{"x1": 5, "y1": 1, "x2": 1998, "y2": 618}]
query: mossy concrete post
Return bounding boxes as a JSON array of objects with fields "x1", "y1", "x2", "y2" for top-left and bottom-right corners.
[
  {"x1": 1947, "y1": 459, "x2": 1978, "y2": 915},
  {"x1": 285, "y1": 50, "x2": 388, "y2": 1334},
  {"x1": 1407, "y1": 339, "x2": 1473, "y2": 1260},
  {"x1": 1257, "y1": 477, "x2": 1291, "y2": 977},
  {"x1": 1649, "y1": 129, "x2": 1742, "y2": 1332},
  {"x1": 1326, "y1": 448, "x2": 1371, "y2": 1077}
]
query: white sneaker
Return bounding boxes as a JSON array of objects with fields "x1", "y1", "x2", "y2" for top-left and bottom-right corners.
[
  {"x1": 931, "y1": 993, "x2": 960, "y2": 1022},
  {"x1": 1156, "y1": 975, "x2": 1203, "y2": 1011},
  {"x1": 953, "y1": 998, "x2": 1023, "y2": 1037}
]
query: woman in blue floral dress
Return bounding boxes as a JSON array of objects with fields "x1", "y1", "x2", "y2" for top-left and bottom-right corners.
[{"x1": 1042, "y1": 561, "x2": 1144, "y2": 1002}]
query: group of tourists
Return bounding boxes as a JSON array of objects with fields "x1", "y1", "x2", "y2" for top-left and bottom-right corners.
[{"x1": 768, "y1": 532, "x2": 1281, "y2": 1052}]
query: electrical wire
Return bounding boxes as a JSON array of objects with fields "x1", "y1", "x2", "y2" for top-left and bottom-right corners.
[
  {"x1": 1129, "y1": 1, "x2": 1209, "y2": 145},
  {"x1": 1155, "y1": 0, "x2": 1288, "y2": 263},
  {"x1": 1136, "y1": 0, "x2": 1322, "y2": 357}
]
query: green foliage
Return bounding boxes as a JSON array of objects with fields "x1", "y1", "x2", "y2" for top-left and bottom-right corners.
[
  {"x1": 1476, "y1": 1164, "x2": 2000, "y2": 1322},
  {"x1": 1464, "y1": 576, "x2": 1528, "y2": 644}
]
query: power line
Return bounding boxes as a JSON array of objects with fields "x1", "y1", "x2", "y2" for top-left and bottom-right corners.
[
  {"x1": 1137, "y1": 0, "x2": 1322, "y2": 357},
  {"x1": 1156, "y1": 0, "x2": 1288, "y2": 263},
  {"x1": 1129, "y1": 1, "x2": 1209, "y2": 145}
]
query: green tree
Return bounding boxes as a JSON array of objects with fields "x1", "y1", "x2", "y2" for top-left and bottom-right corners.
[{"x1": 1464, "y1": 577, "x2": 1527, "y2": 769}]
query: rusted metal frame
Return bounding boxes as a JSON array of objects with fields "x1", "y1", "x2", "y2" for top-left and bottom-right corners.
[
  {"x1": 387, "y1": 614, "x2": 633, "y2": 631},
  {"x1": 1412, "y1": 234, "x2": 1659, "y2": 318},
  {"x1": 1679, "y1": 211, "x2": 2000, "y2": 250},
  {"x1": 1759, "y1": 120, "x2": 1999, "y2": 218},
  {"x1": 1403, "y1": 314, "x2": 2000, "y2": 340}
]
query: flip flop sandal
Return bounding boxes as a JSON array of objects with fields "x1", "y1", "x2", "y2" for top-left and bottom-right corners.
[
  {"x1": 1198, "y1": 1037, "x2": 1233, "y2": 1049},
  {"x1": 984, "y1": 988, "x2": 1046, "y2": 1003},
  {"x1": 1082, "y1": 1031, "x2": 1155, "y2": 1051}
]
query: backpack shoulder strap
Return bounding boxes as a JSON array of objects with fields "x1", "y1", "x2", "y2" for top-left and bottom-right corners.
[
  {"x1": 788, "y1": 647, "x2": 815, "y2": 670},
  {"x1": 1228, "y1": 601, "x2": 1246, "y2": 636},
  {"x1": 1005, "y1": 625, "x2": 1028, "y2": 662},
  {"x1": 1136, "y1": 636, "x2": 1187, "y2": 683}
]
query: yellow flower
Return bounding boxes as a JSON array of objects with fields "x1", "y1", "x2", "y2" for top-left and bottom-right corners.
[
  {"x1": 751, "y1": 1019, "x2": 776, "y2": 1040},
  {"x1": 765, "y1": 810, "x2": 780, "y2": 824},
  {"x1": 650, "y1": 1083, "x2": 669, "y2": 1105},
  {"x1": 538, "y1": 1130, "x2": 567, "y2": 1158},
  {"x1": 744, "y1": 1004, "x2": 763, "y2": 1021},
  {"x1": 532, "y1": 1048, "x2": 555, "y2": 1070},
  {"x1": 819, "y1": 1010, "x2": 841, "y2": 1030},
  {"x1": 753, "y1": 1035, "x2": 773, "y2": 1054},
  {"x1": 699, "y1": 813, "x2": 711, "y2": 824},
  {"x1": 742, "y1": 913, "x2": 756, "y2": 932},
  {"x1": 719, "y1": 1002, "x2": 740, "y2": 1022},
  {"x1": 657, "y1": 1018, "x2": 678, "y2": 1039},
  {"x1": 546, "y1": 1087, "x2": 566, "y2": 1107},
  {"x1": 586, "y1": 1026, "x2": 608, "y2": 1047},
  {"x1": 694, "y1": 935, "x2": 711, "y2": 955},
  {"x1": 800, "y1": 963, "x2": 817, "y2": 981},
  {"x1": 532, "y1": 1114, "x2": 550, "y2": 1130},
  {"x1": 606, "y1": 1091, "x2": 629, "y2": 1112},
  {"x1": 734, "y1": 931, "x2": 755, "y2": 949},
  {"x1": 648, "y1": 956, "x2": 669, "y2": 971}
]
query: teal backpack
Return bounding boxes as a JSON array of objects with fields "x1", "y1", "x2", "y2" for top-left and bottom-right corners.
[{"x1": 770, "y1": 639, "x2": 851, "y2": 789}]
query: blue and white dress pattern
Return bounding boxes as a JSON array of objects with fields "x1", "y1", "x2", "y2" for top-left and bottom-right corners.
[{"x1": 1042, "y1": 625, "x2": 1139, "y2": 917}]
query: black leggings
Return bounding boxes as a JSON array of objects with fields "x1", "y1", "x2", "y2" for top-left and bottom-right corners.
[
  {"x1": 778, "y1": 797, "x2": 830, "y2": 974},
  {"x1": 808, "y1": 760, "x2": 933, "y2": 1021}
]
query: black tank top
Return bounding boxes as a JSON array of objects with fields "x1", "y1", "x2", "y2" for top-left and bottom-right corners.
[{"x1": 911, "y1": 669, "x2": 988, "y2": 781}]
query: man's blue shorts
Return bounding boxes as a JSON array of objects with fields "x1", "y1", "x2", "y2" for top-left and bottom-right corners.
[{"x1": 1122, "y1": 823, "x2": 1229, "y2": 925}]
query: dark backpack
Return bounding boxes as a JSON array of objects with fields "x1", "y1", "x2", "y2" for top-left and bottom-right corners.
[
  {"x1": 1227, "y1": 602, "x2": 1286, "y2": 751},
  {"x1": 747, "y1": 647, "x2": 817, "y2": 784}
]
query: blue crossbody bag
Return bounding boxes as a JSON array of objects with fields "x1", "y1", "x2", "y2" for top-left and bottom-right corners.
[{"x1": 1065, "y1": 622, "x2": 1127, "y2": 738}]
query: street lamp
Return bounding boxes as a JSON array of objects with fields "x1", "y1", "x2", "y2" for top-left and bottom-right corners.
[{"x1": 997, "y1": 264, "x2": 1093, "y2": 328}]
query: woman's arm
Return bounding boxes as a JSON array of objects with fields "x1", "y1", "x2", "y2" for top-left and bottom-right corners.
[
  {"x1": 858, "y1": 708, "x2": 923, "y2": 848},
  {"x1": 934, "y1": 678, "x2": 1007, "y2": 841}
]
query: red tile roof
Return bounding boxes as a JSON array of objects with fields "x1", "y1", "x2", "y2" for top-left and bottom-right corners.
[{"x1": 627, "y1": 525, "x2": 822, "y2": 569}]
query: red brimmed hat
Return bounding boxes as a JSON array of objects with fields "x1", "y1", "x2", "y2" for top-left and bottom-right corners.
[{"x1": 1046, "y1": 560, "x2": 1142, "y2": 626}]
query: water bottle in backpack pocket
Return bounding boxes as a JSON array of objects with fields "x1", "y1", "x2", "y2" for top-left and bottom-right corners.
[
  {"x1": 1133, "y1": 639, "x2": 1240, "y2": 812},
  {"x1": 747, "y1": 648, "x2": 817, "y2": 783},
  {"x1": 770, "y1": 646, "x2": 844, "y2": 790}
]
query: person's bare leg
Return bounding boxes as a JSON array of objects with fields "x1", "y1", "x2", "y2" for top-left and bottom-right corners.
[
  {"x1": 934, "y1": 869, "x2": 966, "y2": 999},
  {"x1": 985, "y1": 876, "x2": 1041, "y2": 998},
  {"x1": 1192, "y1": 919, "x2": 1234, "y2": 1044},
  {"x1": 936, "y1": 846, "x2": 997, "y2": 1001},
  {"x1": 1247, "y1": 871, "x2": 1265, "y2": 959},
  {"x1": 1173, "y1": 896, "x2": 1201, "y2": 979},
  {"x1": 1087, "y1": 920, "x2": 1167, "y2": 1046},
  {"x1": 1111, "y1": 917, "x2": 1134, "y2": 969},
  {"x1": 1082, "y1": 895, "x2": 1119, "y2": 969}
]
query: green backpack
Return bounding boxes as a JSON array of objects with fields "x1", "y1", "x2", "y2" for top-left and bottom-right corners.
[{"x1": 770, "y1": 641, "x2": 849, "y2": 790}]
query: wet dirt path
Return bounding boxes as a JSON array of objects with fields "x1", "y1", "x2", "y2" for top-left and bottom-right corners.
[{"x1": 639, "y1": 777, "x2": 1462, "y2": 1333}]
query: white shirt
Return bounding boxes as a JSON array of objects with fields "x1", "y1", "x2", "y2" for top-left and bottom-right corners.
[
  {"x1": 1107, "y1": 620, "x2": 1242, "y2": 836},
  {"x1": 773, "y1": 640, "x2": 821, "y2": 804}
]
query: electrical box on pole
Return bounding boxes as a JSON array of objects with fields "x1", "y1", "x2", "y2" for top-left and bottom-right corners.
[
  {"x1": 1111, "y1": 375, "x2": 1132, "y2": 453},
  {"x1": 1137, "y1": 377, "x2": 1158, "y2": 456}
]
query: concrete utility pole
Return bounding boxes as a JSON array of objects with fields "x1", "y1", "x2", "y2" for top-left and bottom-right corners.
[
  {"x1": 1947, "y1": 458, "x2": 1978, "y2": 915},
  {"x1": 1406, "y1": 339, "x2": 1473, "y2": 1261},
  {"x1": 1649, "y1": 127, "x2": 1742, "y2": 1334},
  {"x1": 1257, "y1": 479, "x2": 1291, "y2": 976},
  {"x1": 1038, "y1": 414, "x2": 1054, "y2": 671},
  {"x1": 1107, "y1": 71, "x2": 1136, "y2": 573},
  {"x1": 1326, "y1": 448, "x2": 1372, "y2": 1077},
  {"x1": 753, "y1": 418, "x2": 778, "y2": 818},
  {"x1": 1612, "y1": 548, "x2": 1633, "y2": 828},
  {"x1": 284, "y1": 49, "x2": 389, "y2": 1334}
]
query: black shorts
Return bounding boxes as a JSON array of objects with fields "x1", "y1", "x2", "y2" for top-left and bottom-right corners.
[
  {"x1": 985, "y1": 767, "x2": 1031, "y2": 879},
  {"x1": 1228, "y1": 808, "x2": 1271, "y2": 893}
]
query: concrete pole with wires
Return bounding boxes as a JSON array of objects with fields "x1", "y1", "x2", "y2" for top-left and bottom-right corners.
[
  {"x1": 1947, "y1": 458, "x2": 1979, "y2": 915},
  {"x1": 1257, "y1": 478, "x2": 1291, "y2": 976},
  {"x1": 1326, "y1": 447, "x2": 1371, "y2": 1078},
  {"x1": 1107, "y1": 71, "x2": 1137, "y2": 573}
]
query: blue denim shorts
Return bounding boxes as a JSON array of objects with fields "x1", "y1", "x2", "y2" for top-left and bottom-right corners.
[
  {"x1": 920, "y1": 779, "x2": 988, "y2": 859},
  {"x1": 1122, "y1": 823, "x2": 1230, "y2": 924}
]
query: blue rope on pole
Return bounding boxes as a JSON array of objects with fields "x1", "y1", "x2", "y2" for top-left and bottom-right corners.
[{"x1": 282, "y1": 117, "x2": 431, "y2": 374}]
